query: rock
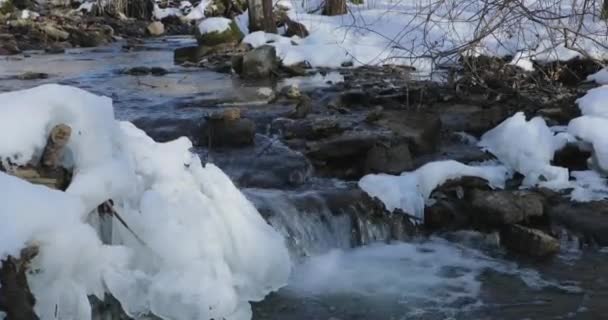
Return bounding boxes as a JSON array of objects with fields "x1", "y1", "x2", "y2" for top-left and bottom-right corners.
[
  {"x1": 132, "y1": 117, "x2": 198, "y2": 142},
  {"x1": 122, "y1": 67, "x2": 168, "y2": 76},
  {"x1": 470, "y1": 190, "x2": 544, "y2": 226},
  {"x1": 438, "y1": 104, "x2": 510, "y2": 136},
  {"x1": 200, "y1": 113, "x2": 255, "y2": 148},
  {"x1": 0, "y1": 34, "x2": 20, "y2": 55},
  {"x1": 364, "y1": 105, "x2": 383, "y2": 123},
  {"x1": 281, "y1": 84, "x2": 301, "y2": 99},
  {"x1": 17, "y1": 71, "x2": 48, "y2": 80},
  {"x1": 273, "y1": 116, "x2": 345, "y2": 141},
  {"x1": 306, "y1": 132, "x2": 377, "y2": 160},
  {"x1": 256, "y1": 87, "x2": 275, "y2": 100},
  {"x1": 195, "y1": 19, "x2": 242, "y2": 46},
  {"x1": 547, "y1": 201, "x2": 608, "y2": 246},
  {"x1": 41, "y1": 24, "x2": 69, "y2": 40},
  {"x1": 375, "y1": 110, "x2": 441, "y2": 155},
  {"x1": 364, "y1": 141, "x2": 413, "y2": 174},
  {"x1": 288, "y1": 94, "x2": 312, "y2": 119},
  {"x1": 284, "y1": 19, "x2": 309, "y2": 38},
  {"x1": 280, "y1": 64, "x2": 307, "y2": 77},
  {"x1": 500, "y1": 225, "x2": 559, "y2": 257},
  {"x1": 44, "y1": 42, "x2": 70, "y2": 54},
  {"x1": 174, "y1": 45, "x2": 208, "y2": 63},
  {"x1": 552, "y1": 143, "x2": 591, "y2": 171},
  {"x1": 68, "y1": 28, "x2": 109, "y2": 47},
  {"x1": 240, "y1": 45, "x2": 277, "y2": 79},
  {"x1": 146, "y1": 21, "x2": 165, "y2": 36},
  {"x1": 150, "y1": 67, "x2": 168, "y2": 76}
]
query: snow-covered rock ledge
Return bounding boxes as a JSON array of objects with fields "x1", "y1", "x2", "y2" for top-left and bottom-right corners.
[{"x1": 0, "y1": 84, "x2": 291, "y2": 320}]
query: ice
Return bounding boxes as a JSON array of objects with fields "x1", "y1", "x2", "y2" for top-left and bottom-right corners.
[
  {"x1": 0, "y1": 84, "x2": 291, "y2": 320},
  {"x1": 359, "y1": 160, "x2": 509, "y2": 218},
  {"x1": 587, "y1": 68, "x2": 608, "y2": 85},
  {"x1": 198, "y1": 17, "x2": 233, "y2": 35},
  {"x1": 576, "y1": 85, "x2": 608, "y2": 117},
  {"x1": 479, "y1": 112, "x2": 569, "y2": 188}
]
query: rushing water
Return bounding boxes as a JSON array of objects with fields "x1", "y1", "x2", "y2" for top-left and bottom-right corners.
[{"x1": 1, "y1": 37, "x2": 608, "y2": 320}]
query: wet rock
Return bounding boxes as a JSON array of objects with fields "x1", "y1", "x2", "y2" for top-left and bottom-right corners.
[
  {"x1": 548, "y1": 201, "x2": 608, "y2": 246},
  {"x1": 196, "y1": 19, "x2": 242, "y2": 46},
  {"x1": 364, "y1": 141, "x2": 413, "y2": 175},
  {"x1": 174, "y1": 45, "x2": 207, "y2": 63},
  {"x1": 273, "y1": 116, "x2": 345, "y2": 141},
  {"x1": 375, "y1": 110, "x2": 441, "y2": 155},
  {"x1": 288, "y1": 94, "x2": 312, "y2": 119},
  {"x1": 279, "y1": 64, "x2": 307, "y2": 77},
  {"x1": 68, "y1": 28, "x2": 109, "y2": 47},
  {"x1": 552, "y1": 143, "x2": 591, "y2": 171},
  {"x1": 438, "y1": 104, "x2": 510, "y2": 135},
  {"x1": 44, "y1": 42, "x2": 70, "y2": 54},
  {"x1": 132, "y1": 117, "x2": 198, "y2": 142},
  {"x1": 200, "y1": 111, "x2": 255, "y2": 148},
  {"x1": 239, "y1": 45, "x2": 277, "y2": 79},
  {"x1": 306, "y1": 132, "x2": 378, "y2": 160},
  {"x1": 470, "y1": 190, "x2": 544, "y2": 226},
  {"x1": 121, "y1": 66, "x2": 168, "y2": 76},
  {"x1": 16, "y1": 71, "x2": 48, "y2": 80},
  {"x1": 364, "y1": 105, "x2": 383, "y2": 123},
  {"x1": 146, "y1": 21, "x2": 164, "y2": 36},
  {"x1": 280, "y1": 84, "x2": 301, "y2": 99},
  {"x1": 500, "y1": 224, "x2": 559, "y2": 257}
]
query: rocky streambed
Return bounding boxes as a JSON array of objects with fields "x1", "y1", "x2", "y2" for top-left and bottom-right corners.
[{"x1": 2, "y1": 37, "x2": 608, "y2": 320}]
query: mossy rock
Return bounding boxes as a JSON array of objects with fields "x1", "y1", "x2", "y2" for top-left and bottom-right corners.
[
  {"x1": 196, "y1": 19, "x2": 243, "y2": 46},
  {"x1": 0, "y1": 0, "x2": 15, "y2": 14}
]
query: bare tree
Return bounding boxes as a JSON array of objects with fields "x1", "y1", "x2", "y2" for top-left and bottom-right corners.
[
  {"x1": 603, "y1": 0, "x2": 608, "y2": 19},
  {"x1": 248, "y1": 0, "x2": 277, "y2": 32},
  {"x1": 324, "y1": 0, "x2": 347, "y2": 16}
]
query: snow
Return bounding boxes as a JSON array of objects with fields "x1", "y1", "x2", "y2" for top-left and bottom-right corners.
[
  {"x1": 509, "y1": 52, "x2": 534, "y2": 71},
  {"x1": 588, "y1": 69, "x2": 608, "y2": 85},
  {"x1": 568, "y1": 116, "x2": 608, "y2": 173},
  {"x1": 479, "y1": 112, "x2": 569, "y2": 188},
  {"x1": 569, "y1": 170, "x2": 608, "y2": 202},
  {"x1": 0, "y1": 84, "x2": 290, "y2": 320},
  {"x1": 20, "y1": 9, "x2": 40, "y2": 19},
  {"x1": 359, "y1": 160, "x2": 509, "y2": 218},
  {"x1": 185, "y1": 0, "x2": 211, "y2": 20},
  {"x1": 238, "y1": 0, "x2": 608, "y2": 70},
  {"x1": 576, "y1": 85, "x2": 608, "y2": 117},
  {"x1": 153, "y1": 4, "x2": 182, "y2": 20},
  {"x1": 198, "y1": 17, "x2": 233, "y2": 35},
  {"x1": 77, "y1": 1, "x2": 94, "y2": 13}
]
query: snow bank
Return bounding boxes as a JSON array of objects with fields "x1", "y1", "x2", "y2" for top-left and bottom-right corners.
[
  {"x1": 359, "y1": 160, "x2": 509, "y2": 218},
  {"x1": 240, "y1": 0, "x2": 608, "y2": 70},
  {"x1": 576, "y1": 85, "x2": 608, "y2": 117},
  {"x1": 479, "y1": 112, "x2": 568, "y2": 188},
  {"x1": 198, "y1": 17, "x2": 232, "y2": 35},
  {"x1": 588, "y1": 69, "x2": 608, "y2": 85},
  {"x1": 0, "y1": 84, "x2": 291, "y2": 320}
]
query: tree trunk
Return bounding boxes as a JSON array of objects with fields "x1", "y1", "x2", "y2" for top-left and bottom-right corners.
[
  {"x1": 247, "y1": 0, "x2": 276, "y2": 33},
  {"x1": 324, "y1": 0, "x2": 347, "y2": 16},
  {"x1": 603, "y1": 0, "x2": 608, "y2": 19}
]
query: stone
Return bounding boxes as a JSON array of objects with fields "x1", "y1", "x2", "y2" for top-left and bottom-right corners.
[
  {"x1": 470, "y1": 190, "x2": 544, "y2": 226},
  {"x1": 281, "y1": 84, "x2": 301, "y2": 99},
  {"x1": 68, "y1": 28, "x2": 109, "y2": 47},
  {"x1": 273, "y1": 116, "x2": 345, "y2": 141},
  {"x1": 284, "y1": 19, "x2": 309, "y2": 38},
  {"x1": 200, "y1": 116, "x2": 255, "y2": 148},
  {"x1": 16, "y1": 71, "x2": 48, "y2": 80},
  {"x1": 240, "y1": 45, "x2": 277, "y2": 79},
  {"x1": 41, "y1": 24, "x2": 69, "y2": 40},
  {"x1": 364, "y1": 141, "x2": 413, "y2": 174},
  {"x1": 288, "y1": 94, "x2": 312, "y2": 119},
  {"x1": 196, "y1": 19, "x2": 242, "y2": 46},
  {"x1": 547, "y1": 201, "x2": 608, "y2": 246},
  {"x1": 305, "y1": 132, "x2": 378, "y2": 160},
  {"x1": 500, "y1": 225, "x2": 559, "y2": 257},
  {"x1": 174, "y1": 45, "x2": 208, "y2": 63},
  {"x1": 146, "y1": 21, "x2": 165, "y2": 36},
  {"x1": 0, "y1": 33, "x2": 20, "y2": 55},
  {"x1": 256, "y1": 87, "x2": 275, "y2": 100},
  {"x1": 438, "y1": 104, "x2": 510, "y2": 136},
  {"x1": 375, "y1": 110, "x2": 441, "y2": 155},
  {"x1": 150, "y1": 67, "x2": 168, "y2": 76}
]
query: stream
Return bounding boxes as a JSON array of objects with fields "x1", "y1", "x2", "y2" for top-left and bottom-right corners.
[{"x1": 1, "y1": 37, "x2": 607, "y2": 320}]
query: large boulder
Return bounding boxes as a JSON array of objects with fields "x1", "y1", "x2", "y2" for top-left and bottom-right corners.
[
  {"x1": 0, "y1": 33, "x2": 20, "y2": 55},
  {"x1": 41, "y1": 24, "x2": 70, "y2": 41},
  {"x1": 364, "y1": 141, "x2": 413, "y2": 175},
  {"x1": 195, "y1": 18, "x2": 243, "y2": 46},
  {"x1": 470, "y1": 190, "x2": 544, "y2": 226},
  {"x1": 239, "y1": 45, "x2": 278, "y2": 79},
  {"x1": 500, "y1": 225, "x2": 560, "y2": 257},
  {"x1": 375, "y1": 110, "x2": 441, "y2": 155}
]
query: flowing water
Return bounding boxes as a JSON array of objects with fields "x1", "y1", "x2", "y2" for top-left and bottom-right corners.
[{"x1": 1, "y1": 37, "x2": 608, "y2": 320}]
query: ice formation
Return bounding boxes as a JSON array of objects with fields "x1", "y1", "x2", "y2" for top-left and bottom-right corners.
[
  {"x1": 0, "y1": 84, "x2": 291, "y2": 320},
  {"x1": 587, "y1": 68, "x2": 608, "y2": 85},
  {"x1": 358, "y1": 160, "x2": 509, "y2": 218},
  {"x1": 479, "y1": 112, "x2": 569, "y2": 188}
]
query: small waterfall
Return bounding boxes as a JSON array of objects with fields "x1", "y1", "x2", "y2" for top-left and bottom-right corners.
[{"x1": 245, "y1": 188, "x2": 416, "y2": 259}]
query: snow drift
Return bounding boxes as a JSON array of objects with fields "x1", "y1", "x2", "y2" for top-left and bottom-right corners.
[{"x1": 0, "y1": 84, "x2": 291, "y2": 320}]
